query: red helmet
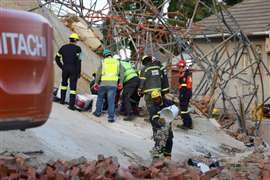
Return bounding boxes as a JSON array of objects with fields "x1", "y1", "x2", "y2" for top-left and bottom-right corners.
[{"x1": 178, "y1": 59, "x2": 186, "y2": 68}]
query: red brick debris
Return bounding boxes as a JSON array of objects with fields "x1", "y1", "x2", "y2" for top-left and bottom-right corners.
[
  {"x1": 1, "y1": 152, "x2": 270, "y2": 179},
  {"x1": 216, "y1": 152, "x2": 270, "y2": 180},
  {"x1": 0, "y1": 154, "x2": 224, "y2": 180}
]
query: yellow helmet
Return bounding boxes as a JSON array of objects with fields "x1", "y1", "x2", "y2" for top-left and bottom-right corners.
[
  {"x1": 69, "y1": 33, "x2": 79, "y2": 40},
  {"x1": 151, "y1": 90, "x2": 161, "y2": 99}
]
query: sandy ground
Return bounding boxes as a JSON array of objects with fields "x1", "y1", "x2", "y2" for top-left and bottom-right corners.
[{"x1": 0, "y1": 103, "x2": 248, "y2": 167}]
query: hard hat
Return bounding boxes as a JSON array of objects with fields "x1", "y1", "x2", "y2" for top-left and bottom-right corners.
[
  {"x1": 142, "y1": 55, "x2": 151, "y2": 62},
  {"x1": 113, "y1": 54, "x2": 120, "y2": 60},
  {"x1": 69, "y1": 33, "x2": 79, "y2": 40},
  {"x1": 103, "y1": 48, "x2": 111, "y2": 57},
  {"x1": 178, "y1": 59, "x2": 186, "y2": 68},
  {"x1": 151, "y1": 90, "x2": 161, "y2": 99}
]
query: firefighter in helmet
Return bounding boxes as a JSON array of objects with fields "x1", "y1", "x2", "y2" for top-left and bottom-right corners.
[
  {"x1": 138, "y1": 55, "x2": 162, "y2": 112},
  {"x1": 177, "y1": 59, "x2": 193, "y2": 129},
  {"x1": 55, "y1": 33, "x2": 82, "y2": 110}
]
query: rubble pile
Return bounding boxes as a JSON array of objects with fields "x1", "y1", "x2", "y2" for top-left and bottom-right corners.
[
  {"x1": 0, "y1": 154, "x2": 223, "y2": 179},
  {"x1": 217, "y1": 152, "x2": 270, "y2": 179},
  {"x1": 217, "y1": 114, "x2": 257, "y2": 145},
  {"x1": 3, "y1": 152, "x2": 270, "y2": 179},
  {"x1": 62, "y1": 15, "x2": 103, "y2": 51},
  {"x1": 191, "y1": 96, "x2": 258, "y2": 146},
  {"x1": 191, "y1": 96, "x2": 211, "y2": 116}
]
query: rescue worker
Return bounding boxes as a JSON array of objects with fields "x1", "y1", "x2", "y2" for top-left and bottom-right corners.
[
  {"x1": 120, "y1": 59, "x2": 140, "y2": 121},
  {"x1": 149, "y1": 90, "x2": 173, "y2": 160},
  {"x1": 152, "y1": 58, "x2": 171, "y2": 106},
  {"x1": 178, "y1": 59, "x2": 193, "y2": 129},
  {"x1": 138, "y1": 55, "x2": 163, "y2": 115},
  {"x1": 55, "y1": 33, "x2": 82, "y2": 110},
  {"x1": 93, "y1": 49, "x2": 124, "y2": 122}
]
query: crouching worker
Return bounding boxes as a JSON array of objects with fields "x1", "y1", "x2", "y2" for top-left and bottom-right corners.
[{"x1": 149, "y1": 90, "x2": 173, "y2": 160}]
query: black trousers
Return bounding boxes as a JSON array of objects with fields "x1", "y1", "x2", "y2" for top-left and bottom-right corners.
[
  {"x1": 179, "y1": 88, "x2": 192, "y2": 128},
  {"x1": 163, "y1": 129, "x2": 173, "y2": 156},
  {"x1": 148, "y1": 101, "x2": 174, "y2": 157},
  {"x1": 61, "y1": 68, "x2": 78, "y2": 108},
  {"x1": 121, "y1": 77, "x2": 140, "y2": 116}
]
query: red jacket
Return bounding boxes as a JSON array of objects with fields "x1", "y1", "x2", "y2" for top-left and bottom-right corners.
[{"x1": 178, "y1": 68, "x2": 192, "y2": 90}]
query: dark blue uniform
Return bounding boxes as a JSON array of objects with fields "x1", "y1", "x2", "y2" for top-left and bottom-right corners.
[{"x1": 55, "y1": 43, "x2": 82, "y2": 109}]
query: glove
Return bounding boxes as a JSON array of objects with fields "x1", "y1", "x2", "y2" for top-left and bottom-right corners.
[
  {"x1": 117, "y1": 83, "x2": 123, "y2": 91},
  {"x1": 138, "y1": 89, "x2": 143, "y2": 97},
  {"x1": 93, "y1": 83, "x2": 100, "y2": 91},
  {"x1": 158, "y1": 118, "x2": 166, "y2": 127}
]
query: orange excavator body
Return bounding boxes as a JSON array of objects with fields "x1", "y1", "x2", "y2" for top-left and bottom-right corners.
[{"x1": 0, "y1": 8, "x2": 53, "y2": 130}]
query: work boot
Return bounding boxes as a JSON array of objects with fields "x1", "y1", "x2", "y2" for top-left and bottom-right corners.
[
  {"x1": 108, "y1": 119, "x2": 115, "y2": 123},
  {"x1": 177, "y1": 124, "x2": 189, "y2": 130},
  {"x1": 69, "y1": 94, "x2": 76, "y2": 109},
  {"x1": 60, "y1": 90, "x2": 66, "y2": 104},
  {"x1": 118, "y1": 110, "x2": 127, "y2": 116},
  {"x1": 68, "y1": 106, "x2": 75, "y2": 111},
  {"x1": 123, "y1": 115, "x2": 135, "y2": 121},
  {"x1": 93, "y1": 112, "x2": 101, "y2": 117}
]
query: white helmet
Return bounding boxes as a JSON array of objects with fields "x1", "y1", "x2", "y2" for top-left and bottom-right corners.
[{"x1": 113, "y1": 54, "x2": 121, "y2": 60}]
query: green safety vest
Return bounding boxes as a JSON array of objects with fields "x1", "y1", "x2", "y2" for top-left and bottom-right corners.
[
  {"x1": 121, "y1": 61, "x2": 137, "y2": 83},
  {"x1": 101, "y1": 57, "x2": 119, "y2": 81}
]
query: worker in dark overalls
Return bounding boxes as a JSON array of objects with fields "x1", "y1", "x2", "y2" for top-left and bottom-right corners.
[
  {"x1": 55, "y1": 33, "x2": 82, "y2": 110},
  {"x1": 178, "y1": 59, "x2": 193, "y2": 129}
]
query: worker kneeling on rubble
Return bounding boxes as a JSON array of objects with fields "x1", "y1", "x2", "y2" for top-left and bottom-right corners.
[
  {"x1": 55, "y1": 33, "x2": 82, "y2": 110},
  {"x1": 149, "y1": 90, "x2": 174, "y2": 160}
]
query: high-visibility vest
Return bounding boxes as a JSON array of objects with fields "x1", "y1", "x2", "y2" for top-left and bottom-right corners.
[
  {"x1": 101, "y1": 57, "x2": 119, "y2": 81},
  {"x1": 178, "y1": 69, "x2": 192, "y2": 90},
  {"x1": 121, "y1": 61, "x2": 138, "y2": 83}
]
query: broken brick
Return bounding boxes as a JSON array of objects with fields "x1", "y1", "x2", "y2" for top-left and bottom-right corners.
[
  {"x1": 262, "y1": 170, "x2": 270, "y2": 180},
  {"x1": 117, "y1": 168, "x2": 134, "y2": 179},
  {"x1": 152, "y1": 160, "x2": 164, "y2": 169},
  {"x1": 150, "y1": 167, "x2": 160, "y2": 177},
  {"x1": 56, "y1": 171, "x2": 67, "y2": 180},
  {"x1": 204, "y1": 168, "x2": 220, "y2": 177},
  {"x1": 46, "y1": 166, "x2": 56, "y2": 179},
  {"x1": 71, "y1": 166, "x2": 80, "y2": 177},
  {"x1": 10, "y1": 172, "x2": 19, "y2": 180},
  {"x1": 27, "y1": 167, "x2": 36, "y2": 178},
  {"x1": 200, "y1": 174, "x2": 211, "y2": 180},
  {"x1": 0, "y1": 165, "x2": 9, "y2": 177}
]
